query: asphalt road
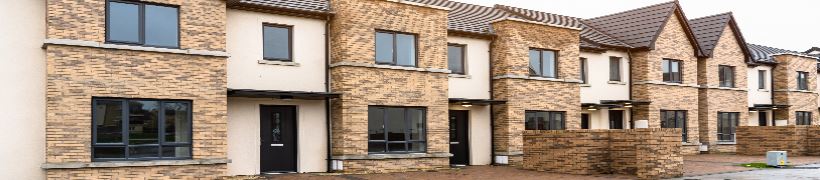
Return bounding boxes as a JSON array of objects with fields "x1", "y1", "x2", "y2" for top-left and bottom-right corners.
[{"x1": 679, "y1": 164, "x2": 820, "y2": 180}]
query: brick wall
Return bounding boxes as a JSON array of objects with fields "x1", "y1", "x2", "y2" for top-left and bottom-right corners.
[
  {"x1": 45, "y1": 0, "x2": 228, "y2": 178},
  {"x1": 696, "y1": 26, "x2": 749, "y2": 151},
  {"x1": 490, "y1": 19, "x2": 582, "y2": 160},
  {"x1": 736, "y1": 125, "x2": 820, "y2": 156},
  {"x1": 771, "y1": 55, "x2": 820, "y2": 125},
  {"x1": 523, "y1": 129, "x2": 683, "y2": 179},
  {"x1": 328, "y1": 0, "x2": 450, "y2": 173}
]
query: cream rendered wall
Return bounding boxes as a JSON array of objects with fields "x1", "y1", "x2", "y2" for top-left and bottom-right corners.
[
  {"x1": 448, "y1": 36, "x2": 491, "y2": 99},
  {"x1": 747, "y1": 110, "x2": 774, "y2": 126},
  {"x1": 580, "y1": 51, "x2": 631, "y2": 103},
  {"x1": 448, "y1": 105, "x2": 491, "y2": 165},
  {"x1": 582, "y1": 108, "x2": 631, "y2": 129},
  {"x1": 747, "y1": 65, "x2": 773, "y2": 107},
  {"x1": 0, "y1": 0, "x2": 45, "y2": 179},
  {"x1": 227, "y1": 98, "x2": 328, "y2": 175},
  {"x1": 227, "y1": 9, "x2": 326, "y2": 92}
]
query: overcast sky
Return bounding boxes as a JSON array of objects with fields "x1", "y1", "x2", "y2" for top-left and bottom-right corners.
[{"x1": 453, "y1": 0, "x2": 819, "y2": 52}]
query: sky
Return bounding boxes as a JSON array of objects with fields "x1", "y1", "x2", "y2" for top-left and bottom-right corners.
[{"x1": 452, "y1": 0, "x2": 819, "y2": 52}]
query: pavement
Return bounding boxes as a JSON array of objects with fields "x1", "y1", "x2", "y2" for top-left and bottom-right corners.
[{"x1": 679, "y1": 163, "x2": 820, "y2": 180}]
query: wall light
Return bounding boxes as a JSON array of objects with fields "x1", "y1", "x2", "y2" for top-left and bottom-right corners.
[{"x1": 461, "y1": 102, "x2": 472, "y2": 107}]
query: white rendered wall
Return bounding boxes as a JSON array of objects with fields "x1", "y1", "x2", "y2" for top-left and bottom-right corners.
[
  {"x1": 447, "y1": 36, "x2": 491, "y2": 99},
  {"x1": 227, "y1": 9, "x2": 326, "y2": 92},
  {"x1": 747, "y1": 65, "x2": 773, "y2": 107},
  {"x1": 747, "y1": 110, "x2": 774, "y2": 126},
  {"x1": 580, "y1": 51, "x2": 631, "y2": 104},
  {"x1": 0, "y1": 0, "x2": 46, "y2": 179},
  {"x1": 582, "y1": 108, "x2": 631, "y2": 129},
  {"x1": 227, "y1": 98, "x2": 328, "y2": 175},
  {"x1": 448, "y1": 105, "x2": 492, "y2": 165}
]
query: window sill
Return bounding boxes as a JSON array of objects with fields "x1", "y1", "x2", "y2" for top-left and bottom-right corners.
[
  {"x1": 448, "y1": 74, "x2": 471, "y2": 79},
  {"x1": 717, "y1": 141, "x2": 737, "y2": 145},
  {"x1": 580, "y1": 84, "x2": 591, "y2": 87},
  {"x1": 258, "y1": 59, "x2": 300, "y2": 67},
  {"x1": 331, "y1": 152, "x2": 452, "y2": 160},
  {"x1": 634, "y1": 81, "x2": 699, "y2": 88},
  {"x1": 329, "y1": 61, "x2": 451, "y2": 74},
  {"x1": 757, "y1": 89, "x2": 769, "y2": 92},
  {"x1": 682, "y1": 142, "x2": 701, "y2": 146},
  {"x1": 607, "y1": 81, "x2": 627, "y2": 85},
  {"x1": 774, "y1": 89, "x2": 816, "y2": 93},
  {"x1": 41, "y1": 158, "x2": 230, "y2": 169},
  {"x1": 492, "y1": 74, "x2": 583, "y2": 83},
  {"x1": 43, "y1": 39, "x2": 229, "y2": 57}
]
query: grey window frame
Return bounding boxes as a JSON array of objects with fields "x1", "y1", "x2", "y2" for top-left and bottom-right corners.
[
  {"x1": 529, "y1": 48, "x2": 559, "y2": 78},
  {"x1": 580, "y1": 57, "x2": 588, "y2": 84},
  {"x1": 609, "y1": 57, "x2": 622, "y2": 81},
  {"x1": 717, "y1": 112, "x2": 739, "y2": 142},
  {"x1": 719, "y1": 65, "x2": 735, "y2": 88},
  {"x1": 367, "y1": 106, "x2": 427, "y2": 154},
  {"x1": 447, "y1": 43, "x2": 467, "y2": 74},
  {"x1": 660, "y1": 110, "x2": 687, "y2": 142},
  {"x1": 797, "y1": 71, "x2": 809, "y2": 90},
  {"x1": 262, "y1": 23, "x2": 293, "y2": 62},
  {"x1": 105, "y1": 0, "x2": 180, "y2": 49},
  {"x1": 662, "y1": 59, "x2": 683, "y2": 83},
  {"x1": 524, "y1": 111, "x2": 566, "y2": 130},
  {"x1": 374, "y1": 30, "x2": 418, "y2": 67},
  {"x1": 758, "y1": 70, "x2": 766, "y2": 89},
  {"x1": 796, "y1": 111, "x2": 812, "y2": 125},
  {"x1": 91, "y1": 97, "x2": 193, "y2": 162}
]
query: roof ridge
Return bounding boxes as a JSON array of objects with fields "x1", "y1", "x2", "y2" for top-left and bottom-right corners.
[
  {"x1": 587, "y1": 0, "x2": 677, "y2": 21},
  {"x1": 689, "y1": 12, "x2": 732, "y2": 21},
  {"x1": 493, "y1": 4, "x2": 583, "y2": 21}
]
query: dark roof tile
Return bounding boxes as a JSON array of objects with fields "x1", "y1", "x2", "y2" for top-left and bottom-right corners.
[
  {"x1": 409, "y1": 0, "x2": 517, "y2": 34},
  {"x1": 689, "y1": 13, "x2": 733, "y2": 56},
  {"x1": 496, "y1": 5, "x2": 632, "y2": 49},
  {"x1": 747, "y1": 43, "x2": 814, "y2": 63},
  {"x1": 230, "y1": 0, "x2": 330, "y2": 13},
  {"x1": 583, "y1": 1, "x2": 678, "y2": 48}
]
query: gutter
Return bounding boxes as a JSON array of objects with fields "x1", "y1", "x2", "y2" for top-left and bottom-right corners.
[{"x1": 324, "y1": 15, "x2": 333, "y2": 172}]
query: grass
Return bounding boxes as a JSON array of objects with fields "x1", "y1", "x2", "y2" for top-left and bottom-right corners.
[{"x1": 740, "y1": 163, "x2": 774, "y2": 168}]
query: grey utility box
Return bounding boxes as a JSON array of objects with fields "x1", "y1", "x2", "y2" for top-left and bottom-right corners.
[{"x1": 766, "y1": 151, "x2": 788, "y2": 167}]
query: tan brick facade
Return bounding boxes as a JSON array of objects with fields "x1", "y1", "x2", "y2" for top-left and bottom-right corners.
[
  {"x1": 737, "y1": 125, "x2": 820, "y2": 156},
  {"x1": 631, "y1": 13, "x2": 700, "y2": 150},
  {"x1": 44, "y1": 0, "x2": 229, "y2": 178},
  {"x1": 328, "y1": 0, "x2": 450, "y2": 173},
  {"x1": 697, "y1": 26, "x2": 749, "y2": 152},
  {"x1": 771, "y1": 55, "x2": 820, "y2": 125},
  {"x1": 490, "y1": 19, "x2": 581, "y2": 161}
]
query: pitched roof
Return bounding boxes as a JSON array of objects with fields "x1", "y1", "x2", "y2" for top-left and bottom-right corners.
[
  {"x1": 688, "y1": 12, "x2": 751, "y2": 59},
  {"x1": 408, "y1": 0, "x2": 518, "y2": 35},
  {"x1": 804, "y1": 47, "x2": 820, "y2": 54},
  {"x1": 495, "y1": 5, "x2": 632, "y2": 49},
  {"x1": 747, "y1": 43, "x2": 812, "y2": 63},
  {"x1": 227, "y1": 0, "x2": 330, "y2": 13}
]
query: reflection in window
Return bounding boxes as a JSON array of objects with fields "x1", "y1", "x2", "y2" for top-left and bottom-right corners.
[
  {"x1": 263, "y1": 25, "x2": 292, "y2": 61},
  {"x1": 367, "y1": 106, "x2": 426, "y2": 153},
  {"x1": 525, "y1": 111, "x2": 565, "y2": 130},
  {"x1": 529, "y1": 49, "x2": 557, "y2": 78},
  {"x1": 375, "y1": 31, "x2": 416, "y2": 66},
  {"x1": 106, "y1": 1, "x2": 179, "y2": 48}
]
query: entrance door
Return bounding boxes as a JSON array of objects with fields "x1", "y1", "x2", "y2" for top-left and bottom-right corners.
[
  {"x1": 759, "y1": 112, "x2": 768, "y2": 126},
  {"x1": 449, "y1": 110, "x2": 469, "y2": 165},
  {"x1": 581, "y1": 114, "x2": 590, "y2": 129},
  {"x1": 260, "y1": 105, "x2": 297, "y2": 172},
  {"x1": 609, "y1": 110, "x2": 624, "y2": 129}
]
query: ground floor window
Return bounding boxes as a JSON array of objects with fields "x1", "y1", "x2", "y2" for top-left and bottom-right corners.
[
  {"x1": 796, "y1": 111, "x2": 812, "y2": 125},
  {"x1": 718, "y1": 112, "x2": 739, "y2": 142},
  {"x1": 660, "y1": 110, "x2": 687, "y2": 142},
  {"x1": 92, "y1": 98, "x2": 192, "y2": 161},
  {"x1": 525, "y1": 111, "x2": 565, "y2": 130},
  {"x1": 367, "y1": 106, "x2": 426, "y2": 153}
]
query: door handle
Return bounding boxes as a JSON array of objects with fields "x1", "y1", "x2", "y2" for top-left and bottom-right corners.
[{"x1": 271, "y1": 144, "x2": 284, "y2": 147}]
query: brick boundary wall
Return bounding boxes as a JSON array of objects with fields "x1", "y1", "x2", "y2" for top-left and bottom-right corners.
[
  {"x1": 523, "y1": 128, "x2": 683, "y2": 179},
  {"x1": 737, "y1": 125, "x2": 820, "y2": 156}
]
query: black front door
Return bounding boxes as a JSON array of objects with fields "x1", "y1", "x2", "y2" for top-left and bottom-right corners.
[
  {"x1": 449, "y1": 110, "x2": 469, "y2": 165},
  {"x1": 759, "y1": 112, "x2": 768, "y2": 126},
  {"x1": 609, "y1": 110, "x2": 624, "y2": 129},
  {"x1": 260, "y1": 105, "x2": 297, "y2": 172},
  {"x1": 581, "y1": 113, "x2": 590, "y2": 129}
]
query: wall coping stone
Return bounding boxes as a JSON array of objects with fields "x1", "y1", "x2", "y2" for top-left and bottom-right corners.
[
  {"x1": 331, "y1": 152, "x2": 451, "y2": 160},
  {"x1": 385, "y1": 0, "x2": 451, "y2": 11},
  {"x1": 43, "y1": 39, "x2": 230, "y2": 57},
  {"x1": 41, "y1": 158, "x2": 231, "y2": 169},
  {"x1": 258, "y1": 59, "x2": 301, "y2": 67},
  {"x1": 698, "y1": 85, "x2": 747, "y2": 92},
  {"x1": 634, "y1": 80, "x2": 700, "y2": 88},
  {"x1": 329, "y1": 61, "x2": 452, "y2": 73},
  {"x1": 493, "y1": 74, "x2": 583, "y2": 83}
]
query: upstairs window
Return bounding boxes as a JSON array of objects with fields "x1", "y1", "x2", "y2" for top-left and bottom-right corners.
[
  {"x1": 796, "y1": 111, "x2": 812, "y2": 125},
  {"x1": 758, "y1": 70, "x2": 767, "y2": 89},
  {"x1": 525, "y1": 111, "x2": 565, "y2": 130},
  {"x1": 375, "y1": 31, "x2": 416, "y2": 67},
  {"x1": 580, "y1": 58, "x2": 588, "y2": 84},
  {"x1": 92, "y1": 98, "x2": 192, "y2": 161},
  {"x1": 529, "y1": 49, "x2": 557, "y2": 78},
  {"x1": 107, "y1": 0, "x2": 179, "y2": 48},
  {"x1": 447, "y1": 44, "x2": 466, "y2": 74},
  {"x1": 719, "y1": 65, "x2": 735, "y2": 87},
  {"x1": 609, "y1": 57, "x2": 622, "y2": 81},
  {"x1": 797, "y1": 71, "x2": 809, "y2": 90},
  {"x1": 263, "y1": 24, "x2": 292, "y2": 61},
  {"x1": 662, "y1": 59, "x2": 682, "y2": 83}
]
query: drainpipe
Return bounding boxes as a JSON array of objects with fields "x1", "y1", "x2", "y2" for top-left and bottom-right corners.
[
  {"x1": 488, "y1": 35, "x2": 496, "y2": 165},
  {"x1": 627, "y1": 49, "x2": 635, "y2": 129},
  {"x1": 770, "y1": 63, "x2": 776, "y2": 126},
  {"x1": 324, "y1": 15, "x2": 333, "y2": 172}
]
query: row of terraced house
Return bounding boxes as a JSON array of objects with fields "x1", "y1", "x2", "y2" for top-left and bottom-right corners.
[{"x1": 2, "y1": 0, "x2": 820, "y2": 179}]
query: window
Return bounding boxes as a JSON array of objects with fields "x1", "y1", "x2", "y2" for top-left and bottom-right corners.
[
  {"x1": 447, "y1": 44, "x2": 466, "y2": 74},
  {"x1": 525, "y1": 111, "x2": 565, "y2": 130},
  {"x1": 92, "y1": 98, "x2": 192, "y2": 161},
  {"x1": 662, "y1": 59, "x2": 682, "y2": 83},
  {"x1": 263, "y1": 24, "x2": 292, "y2": 61},
  {"x1": 580, "y1": 58, "x2": 588, "y2": 84},
  {"x1": 375, "y1": 31, "x2": 416, "y2": 67},
  {"x1": 719, "y1": 65, "x2": 735, "y2": 87},
  {"x1": 368, "y1": 106, "x2": 426, "y2": 153},
  {"x1": 610, "y1": 57, "x2": 622, "y2": 81},
  {"x1": 758, "y1": 70, "x2": 767, "y2": 89},
  {"x1": 107, "y1": 0, "x2": 179, "y2": 48},
  {"x1": 796, "y1": 111, "x2": 812, "y2": 125},
  {"x1": 717, "y1": 112, "x2": 739, "y2": 142},
  {"x1": 660, "y1": 110, "x2": 687, "y2": 142},
  {"x1": 797, "y1": 71, "x2": 809, "y2": 90},
  {"x1": 529, "y1": 49, "x2": 557, "y2": 78}
]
